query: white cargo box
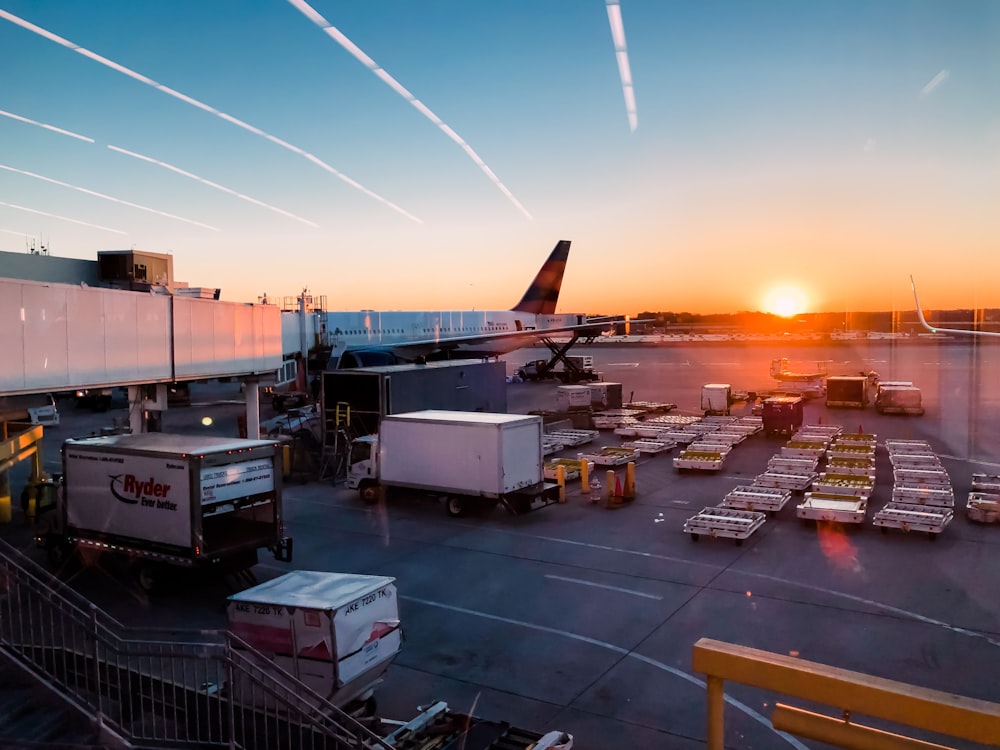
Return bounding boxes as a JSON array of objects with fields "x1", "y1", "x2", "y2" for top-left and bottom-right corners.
[
  {"x1": 873, "y1": 503, "x2": 953, "y2": 535},
  {"x1": 722, "y1": 486, "x2": 792, "y2": 514},
  {"x1": 813, "y1": 473, "x2": 875, "y2": 498},
  {"x1": 684, "y1": 506, "x2": 765, "y2": 544},
  {"x1": 967, "y1": 492, "x2": 1000, "y2": 523},
  {"x1": 796, "y1": 493, "x2": 868, "y2": 524},
  {"x1": 891, "y1": 484, "x2": 954, "y2": 507},
  {"x1": 752, "y1": 471, "x2": 816, "y2": 492},
  {"x1": 556, "y1": 385, "x2": 593, "y2": 410},
  {"x1": 228, "y1": 571, "x2": 401, "y2": 707}
]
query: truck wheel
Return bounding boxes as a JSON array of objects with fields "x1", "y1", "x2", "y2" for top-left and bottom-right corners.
[
  {"x1": 359, "y1": 483, "x2": 379, "y2": 504},
  {"x1": 445, "y1": 496, "x2": 465, "y2": 517}
]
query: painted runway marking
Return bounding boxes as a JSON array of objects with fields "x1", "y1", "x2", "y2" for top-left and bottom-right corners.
[
  {"x1": 401, "y1": 595, "x2": 809, "y2": 750},
  {"x1": 544, "y1": 573, "x2": 663, "y2": 600}
]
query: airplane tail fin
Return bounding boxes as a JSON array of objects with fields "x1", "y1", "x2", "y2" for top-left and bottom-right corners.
[{"x1": 512, "y1": 240, "x2": 571, "y2": 315}]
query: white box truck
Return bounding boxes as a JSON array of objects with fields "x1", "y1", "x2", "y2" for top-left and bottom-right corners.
[
  {"x1": 37, "y1": 433, "x2": 292, "y2": 590},
  {"x1": 227, "y1": 570, "x2": 401, "y2": 712},
  {"x1": 346, "y1": 410, "x2": 561, "y2": 517}
]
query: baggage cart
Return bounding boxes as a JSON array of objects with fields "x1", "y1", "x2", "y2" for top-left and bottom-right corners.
[
  {"x1": 683, "y1": 506, "x2": 766, "y2": 544},
  {"x1": 891, "y1": 484, "x2": 954, "y2": 507},
  {"x1": 971, "y1": 473, "x2": 1000, "y2": 493},
  {"x1": 826, "y1": 444, "x2": 876, "y2": 461},
  {"x1": 872, "y1": 502, "x2": 954, "y2": 536},
  {"x1": 834, "y1": 432, "x2": 877, "y2": 445},
  {"x1": 781, "y1": 441, "x2": 827, "y2": 459},
  {"x1": 752, "y1": 471, "x2": 816, "y2": 492},
  {"x1": 545, "y1": 429, "x2": 598, "y2": 447},
  {"x1": 673, "y1": 450, "x2": 726, "y2": 472},
  {"x1": 892, "y1": 468, "x2": 951, "y2": 487},
  {"x1": 813, "y1": 473, "x2": 875, "y2": 498},
  {"x1": 889, "y1": 453, "x2": 942, "y2": 470},
  {"x1": 620, "y1": 439, "x2": 675, "y2": 455},
  {"x1": 722, "y1": 486, "x2": 792, "y2": 515},
  {"x1": 767, "y1": 456, "x2": 819, "y2": 474},
  {"x1": 796, "y1": 492, "x2": 868, "y2": 524},
  {"x1": 885, "y1": 440, "x2": 934, "y2": 456},
  {"x1": 825, "y1": 457, "x2": 876, "y2": 478},
  {"x1": 798, "y1": 424, "x2": 843, "y2": 438},
  {"x1": 967, "y1": 492, "x2": 1000, "y2": 523},
  {"x1": 544, "y1": 458, "x2": 594, "y2": 482},
  {"x1": 580, "y1": 446, "x2": 640, "y2": 465}
]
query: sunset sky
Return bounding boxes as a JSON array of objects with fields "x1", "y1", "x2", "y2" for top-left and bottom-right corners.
[{"x1": 1, "y1": 1, "x2": 997, "y2": 316}]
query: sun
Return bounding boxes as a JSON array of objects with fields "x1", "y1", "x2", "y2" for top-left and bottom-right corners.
[{"x1": 764, "y1": 285, "x2": 808, "y2": 318}]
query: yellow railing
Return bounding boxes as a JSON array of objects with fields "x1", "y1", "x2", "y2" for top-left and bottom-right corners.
[{"x1": 693, "y1": 637, "x2": 1000, "y2": 749}]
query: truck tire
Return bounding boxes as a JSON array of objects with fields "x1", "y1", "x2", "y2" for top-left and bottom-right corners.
[
  {"x1": 445, "y1": 496, "x2": 466, "y2": 517},
  {"x1": 359, "y1": 482, "x2": 379, "y2": 504}
]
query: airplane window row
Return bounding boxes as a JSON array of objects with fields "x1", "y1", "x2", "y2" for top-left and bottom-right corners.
[{"x1": 339, "y1": 324, "x2": 509, "y2": 336}]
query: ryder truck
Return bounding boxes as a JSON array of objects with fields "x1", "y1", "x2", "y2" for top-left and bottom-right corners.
[{"x1": 37, "y1": 433, "x2": 292, "y2": 590}]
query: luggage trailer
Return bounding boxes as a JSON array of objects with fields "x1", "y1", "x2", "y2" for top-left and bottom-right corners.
[
  {"x1": 752, "y1": 471, "x2": 817, "y2": 492},
  {"x1": 683, "y1": 506, "x2": 766, "y2": 545},
  {"x1": 967, "y1": 492, "x2": 1000, "y2": 524},
  {"x1": 873, "y1": 502, "x2": 954, "y2": 536},
  {"x1": 721, "y1": 486, "x2": 792, "y2": 515},
  {"x1": 796, "y1": 492, "x2": 869, "y2": 524}
]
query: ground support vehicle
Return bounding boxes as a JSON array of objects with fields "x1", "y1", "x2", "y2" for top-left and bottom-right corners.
[
  {"x1": 781, "y1": 441, "x2": 827, "y2": 459},
  {"x1": 967, "y1": 492, "x2": 1000, "y2": 523},
  {"x1": 891, "y1": 484, "x2": 954, "y2": 507},
  {"x1": 761, "y1": 396, "x2": 804, "y2": 437},
  {"x1": 346, "y1": 411, "x2": 560, "y2": 517},
  {"x1": 701, "y1": 383, "x2": 733, "y2": 416},
  {"x1": 971, "y1": 473, "x2": 1000, "y2": 493},
  {"x1": 0, "y1": 393, "x2": 60, "y2": 427},
  {"x1": 872, "y1": 502, "x2": 954, "y2": 536},
  {"x1": 683, "y1": 506, "x2": 766, "y2": 544},
  {"x1": 37, "y1": 433, "x2": 292, "y2": 589},
  {"x1": 768, "y1": 456, "x2": 820, "y2": 474},
  {"x1": 518, "y1": 354, "x2": 599, "y2": 383},
  {"x1": 544, "y1": 458, "x2": 594, "y2": 482},
  {"x1": 227, "y1": 570, "x2": 401, "y2": 712},
  {"x1": 673, "y1": 450, "x2": 726, "y2": 472},
  {"x1": 722, "y1": 486, "x2": 791, "y2": 515},
  {"x1": 581, "y1": 446, "x2": 641, "y2": 466},
  {"x1": 825, "y1": 457, "x2": 876, "y2": 478},
  {"x1": 826, "y1": 376, "x2": 869, "y2": 408},
  {"x1": 796, "y1": 492, "x2": 868, "y2": 524},
  {"x1": 259, "y1": 405, "x2": 322, "y2": 445},
  {"x1": 620, "y1": 439, "x2": 675, "y2": 455},
  {"x1": 892, "y1": 468, "x2": 951, "y2": 487},
  {"x1": 753, "y1": 471, "x2": 816, "y2": 492},
  {"x1": 813, "y1": 473, "x2": 875, "y2": 497}
]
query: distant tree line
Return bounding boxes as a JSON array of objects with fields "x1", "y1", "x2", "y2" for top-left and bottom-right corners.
[{"x1": 620, "y1": 309, "x2": 1000, "y2": 334}]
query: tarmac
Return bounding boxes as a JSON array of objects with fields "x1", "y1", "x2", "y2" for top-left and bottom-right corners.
[{"x1": 3, "y1": 340, "x2": 1000, "y2": 749}]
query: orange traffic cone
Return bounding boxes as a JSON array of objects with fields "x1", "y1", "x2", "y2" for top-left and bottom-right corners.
[
  {"x1": 858, "y1": 424, "x2": 863, "y2": 435},
  {"x1": 615, "y1": 475, "x2": 623, "y2": 497}
]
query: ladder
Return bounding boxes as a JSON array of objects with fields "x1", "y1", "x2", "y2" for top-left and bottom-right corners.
[{"x1": 319, "y1": 401, "x2": 354, "y2": 482}]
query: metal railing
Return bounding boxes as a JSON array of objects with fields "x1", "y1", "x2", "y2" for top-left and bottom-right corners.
[
  {"x1": 693, "y1": 637, "x2": 1000, "y2": 749},
  {"x1": 0, "y1": 538, "x2": 390, "y2": 749}
]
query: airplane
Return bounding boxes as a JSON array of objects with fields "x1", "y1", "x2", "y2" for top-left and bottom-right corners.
[
  {"x1": 910, "y1": 276, "x2": 1000, "y2": 338},
  {"x1": 324, "y1": 240, "x2": 614, "y2": 368}
]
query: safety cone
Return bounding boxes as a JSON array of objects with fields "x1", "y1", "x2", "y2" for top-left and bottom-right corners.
[
  {"x1": 615, "y1": 474, "x2": 623, "y2": 497},
  {"x1": 858, "y1": 423, "x2": 863, "y2": 435}
]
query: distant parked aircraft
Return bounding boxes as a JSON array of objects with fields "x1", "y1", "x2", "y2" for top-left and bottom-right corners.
[
  {"x1": 911, "y1": 276, "x2": 1000, "y2": 338},
  {"x1": 324, "y1": 240, "x2": 612, "y2": 368}
]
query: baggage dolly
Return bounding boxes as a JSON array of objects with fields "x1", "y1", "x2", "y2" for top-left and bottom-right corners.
[
  {"x1": 796, "y1": 492, "x2": 868, "y2": 524},
  {"x1": 967, "y1": 492, "x2": 1000, "y2": 524},
  {"x1": 722, "y1": 486, "x2": 792, "y2": 515},
  {"x1": 872, "y1": 502, "x2": 954, "y2": 537},
  {"x1": 683, "y1": 506, "x2": 766, "y2": 545}
]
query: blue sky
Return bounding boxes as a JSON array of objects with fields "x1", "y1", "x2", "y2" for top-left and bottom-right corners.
[{"x1": 1, "y1": 1, "x2": 998, "y2": 314}]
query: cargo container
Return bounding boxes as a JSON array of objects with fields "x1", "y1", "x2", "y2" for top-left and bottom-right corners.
[
  {"x1": 825, "y1": 376, "x2": 868, "y2": 408},
  {"x1": 37, "y1": 433, "x2": 292, "y2": 591},
  {"x1": 700, "y1": 384, "x2": 732, "y2": 416},
  {"x1": 761, "y1": 396, "x2": 803, "y2": 436},
  {"x1": 875, "y1": 385, "x2": 924, "y2": 415},
  {"x1": 346, "y1": 410, "x2": 560, "y2": 517}
]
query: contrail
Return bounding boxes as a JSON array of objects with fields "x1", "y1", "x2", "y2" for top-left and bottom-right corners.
[
  {"x1": 606, "y1": 0, "x2": 637, "y2": 132},
  {"x1": 107, "y1": 145, "x2": 320, "y2": 227},
  {"x1": 0, "y1": 108, "x2": 94, "y2": 142},
  {"x1": 0, "y1": 200, "x2": 127, "y2": 234},
  {"x1": 0, "y1": 8, "x2": 422, "y2": 224},
  {"x1": 0, "y1": 164, "x2": 219, "y2": 231},
  {"x1": 287, "y1": 0, "x2": 533, "y2": 220}
]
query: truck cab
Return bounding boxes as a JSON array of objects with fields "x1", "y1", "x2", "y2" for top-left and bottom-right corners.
[{"x1": 346, "y1": 435, "x2": 380, "y2": 502}]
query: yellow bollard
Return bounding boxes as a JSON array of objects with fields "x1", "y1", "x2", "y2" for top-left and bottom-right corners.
[
  {"x1": 580, "y1": 458, "x2": 589, "y2": 494},
  {"x1": 624, "y1": 462, "x2": 636, "y2": 499},
  {"x1": 556, "y1": 465, "x2": 566, "y2": 503},
  {"x1": 282, "y1": 444, "x2": 291, "y2": 478}
]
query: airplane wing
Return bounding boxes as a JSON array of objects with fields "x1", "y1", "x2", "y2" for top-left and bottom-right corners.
[
  {"x1": 911, "y1": 276, "x2": 1000, "y2": 338},
  {"x1": 335, "y1": 319, "x2": 613, "y2": 367}
]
